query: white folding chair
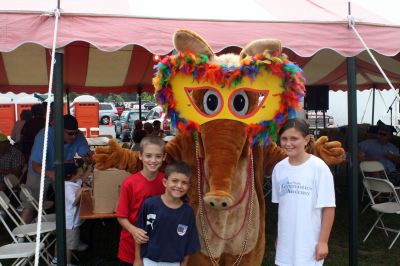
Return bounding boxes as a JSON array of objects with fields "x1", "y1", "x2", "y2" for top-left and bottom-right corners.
[
  {"x1": 0, "y1": 192, "x2": 56, "y2": 265},
  {"x1": 360, "y1": 161, "x2": 394, "y2": 182},
  {"x1": 3, "y1": 175, "x2": 23, "y2": 211},
  {"x1": 0, "y1": 211, "x2": 44, "y2": 266},
  {"x1": 360, "y1": 161, "x2": 399, "y2": 213},
  {"x1": 20, "y1": 184, "x2": 56, "y2": 222},
  {"x1": 20, "y1": 186, "x2": 80, "y2": 263},
  {"x1": 363, "y1": 177, "x2": 400, "y2": 249}
]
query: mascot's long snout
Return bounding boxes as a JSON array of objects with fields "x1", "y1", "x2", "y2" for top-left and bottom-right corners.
[{"x1": 200, "y1": 120, "x2": 248, "y2": 209}]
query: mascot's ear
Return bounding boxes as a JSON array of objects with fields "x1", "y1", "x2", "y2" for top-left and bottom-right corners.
[
  {"x1": 239, "y1": 39, "x2": 282, "y2": 60},
  {"x1": 174, "y1": 29, "x2": 214, "y2": 60}
]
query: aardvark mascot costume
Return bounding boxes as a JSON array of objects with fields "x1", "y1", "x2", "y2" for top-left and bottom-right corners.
[{"x1": 94, "y1": 30, "x2": 344, "y2": 266}]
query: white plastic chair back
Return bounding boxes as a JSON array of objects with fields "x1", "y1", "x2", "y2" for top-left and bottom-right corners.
[
  {"x1": 363, "y1": 177, "x2": 399, "y2": 203},
  {"x1": 3, "y1": 175, "x2": 23, "y2": 207},
  {"x1": 0, "y1": 191, "x2": 25, "y2": 226},
  {"x1": 20, "y1": 184, "x2": 55, "y2": 222},
  {"x1": 360, "y1": 161, "x2": 388, "y2": 179}
]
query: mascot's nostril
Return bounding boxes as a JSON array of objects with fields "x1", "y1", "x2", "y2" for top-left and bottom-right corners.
[
  {"x1": 221, "y1": 202, "x2": 227, "y2": 208},
  {"x1": 210, "y1": 202, "x2": 215, "y2": 207}
]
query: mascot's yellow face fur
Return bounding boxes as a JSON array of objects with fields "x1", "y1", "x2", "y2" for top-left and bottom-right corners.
[
  {"x1": 170, "y1": 58, "x2": 284, "y2": 125},
  {"x1": 153, "y1": 30, "x2": 306, "y2": 145}
]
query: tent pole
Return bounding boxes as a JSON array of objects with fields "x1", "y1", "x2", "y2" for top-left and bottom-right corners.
[
  {"x1": 66, "y1": 87, "x2": 70, "y2": 115},
  {"x1": 54, "y1": 50, "x2": 67, "y2": 266},
  {"x1": 347, "y1": 57, "x2": 358, "y2": 266},
  {"x1": 371, "y1": 86, "x2": 375, "y2": 125},
  {"x1": 138, "y1": 86, "x2": 142, "y2": 120}
]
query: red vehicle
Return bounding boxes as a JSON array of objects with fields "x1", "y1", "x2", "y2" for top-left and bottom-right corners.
[{"x1": 115, "y1": 104, "x2": 125, "y2": 116}]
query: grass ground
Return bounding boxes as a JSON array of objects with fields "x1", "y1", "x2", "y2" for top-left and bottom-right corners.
[{"x1": 1, "y1": 182, "x2": 400, "y2": 265}]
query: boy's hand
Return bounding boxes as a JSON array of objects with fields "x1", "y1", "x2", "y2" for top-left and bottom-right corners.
[
  {"x1": 315, "y1": 242, "x2": 329, "y2": 261},
  {"x1": 132, "y1": 227, "x2": 149, "y2": 244},
  {"x1": 133, "y1": 258, "x2": 143, "y2": 266},
  {"x1": 81, "y1": 187, "x2": 90, "y2": 192}
]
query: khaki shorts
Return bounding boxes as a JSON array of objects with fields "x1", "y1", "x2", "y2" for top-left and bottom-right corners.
[
  {"x1": 20, "y1": 171, "x2": 53, "y2": 209},
  {"x1": 66, "y1": 227, "x2": 80, "y2": 250}
]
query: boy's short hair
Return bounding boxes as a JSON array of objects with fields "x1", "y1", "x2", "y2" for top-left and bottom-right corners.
[
  {"x1": 165, "y1": 161, "x2": 192, "y2": 179},
  {"x1": 64, "y1": 162, "x2": 79, "y2": 181},
  {"x1": 139, "y1": 135, "x2": 165, "y2": 152}
]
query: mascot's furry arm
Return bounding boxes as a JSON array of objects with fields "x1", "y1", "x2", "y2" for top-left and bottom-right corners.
[
  {"x1": 93, "y1": 136, "x2": 345, "y2": 175},
  {"x1": 93, "y1": 140, "x2": 142, "y2": 173}
]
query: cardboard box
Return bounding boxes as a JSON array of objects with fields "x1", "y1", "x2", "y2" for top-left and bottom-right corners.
[{"x1": 92, "y1": 168, "x2": 131, "y2": 213}]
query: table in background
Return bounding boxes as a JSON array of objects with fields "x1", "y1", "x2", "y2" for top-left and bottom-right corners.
[{"x1": 86, "y1": 136, "x2": 110, "y2": 151}]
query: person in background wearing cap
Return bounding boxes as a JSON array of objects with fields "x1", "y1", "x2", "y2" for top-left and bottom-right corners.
[
  {"x1": 359, "y1": 123, "x2": 400, "y2": 185},
  {"x1": 0, "y1": 131, "x2": 25, "y2": 191},
  {"x1": 20, "y1": 114, "x2": 91, "y2": 224}
]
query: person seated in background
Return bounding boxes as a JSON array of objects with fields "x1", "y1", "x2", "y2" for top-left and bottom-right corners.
[
  {"x1": 0, "y1": 132, "x2": 25, "y2": 191},
  {"x1": 131, "y1": 130, "x2": 147, "y2": 152},
  {"x1": 21, "y1": 103, "x2": 46, "y2": 161},
  {"x1": 20, "y1": 114, "x2": 91, "y2": 224},
  {"x1": 143, "y1": 122, "x2": 154, "y2": 135},
  {"x1": 130, "y1": 120, "x2": 146, "y2": 151},
  {"x1": 11, "y1": 109, "x2": 32, "y2": 147},
  {"x1": 133, "y1": 120, "x2": 143, "y2": 133},
  {"x1": 359, "y1": 121, "x2": 400, "y2": 185},
  {"x1": 152, "y1": 120, "x2": 164, "y2": 138}
]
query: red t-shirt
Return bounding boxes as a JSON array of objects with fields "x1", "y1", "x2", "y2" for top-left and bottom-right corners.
[{"x1": 116, "y1": 171, "x2": 165, "y2": 263}]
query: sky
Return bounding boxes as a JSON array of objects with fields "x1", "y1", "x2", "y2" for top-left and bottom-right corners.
[{"x1": 328, "y1": 89, "x2": 399, "y2": 127}]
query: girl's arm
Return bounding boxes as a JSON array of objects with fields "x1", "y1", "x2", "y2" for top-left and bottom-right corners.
[
  {"x1": 181, "y1": 255, "x2": 189, "y2": 266},
  {"x1": 316, "y1": 207, "x2": 335, "y2": 261}
]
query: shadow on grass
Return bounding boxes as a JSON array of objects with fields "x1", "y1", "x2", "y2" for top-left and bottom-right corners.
[{"x1": 1, "y1": 185, "x2": 400, "y2": 265}]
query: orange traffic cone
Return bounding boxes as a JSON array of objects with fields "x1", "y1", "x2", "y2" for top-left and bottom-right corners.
[{"x1": 109, "y1": 119, "x2": 113, "y2": 127}]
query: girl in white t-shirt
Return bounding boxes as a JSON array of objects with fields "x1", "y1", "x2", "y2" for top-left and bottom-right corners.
[{"x1": 272, "y1": 118, "x2": 335, "y2": 266}]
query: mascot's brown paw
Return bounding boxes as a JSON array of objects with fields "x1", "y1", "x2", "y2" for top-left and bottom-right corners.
[
  {"x1": 93, "y1": 139, "x2": 140, "y2": 172},
  {"x1": 314, "y1": 136, "x2": 346, "y2": 165}
]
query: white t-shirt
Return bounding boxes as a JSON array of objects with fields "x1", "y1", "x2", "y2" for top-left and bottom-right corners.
[
  {"x1": 272, "y1": 155, "x2": 336, "y2": 266},
  {"x1": 65, "y1": 180, "x2": 83, "y2": 229}
]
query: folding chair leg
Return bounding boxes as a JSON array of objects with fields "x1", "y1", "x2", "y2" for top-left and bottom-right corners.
[
  {"x1": 14, "y1": 258, "x2": 29, "y2": 266},
  {"x1": 72, "y1": 251, "x2": 79, "y2": 262},
  {"x1": 361, "y1": 202, "x2": 371, "y2": 214},
  {"x1": 388, "y1": 231, "x2": 400, "y2": 250},
  {"x1": 379, "y1": 218, "x2": 390, "y2": 237},
  {"x1": 364, "y1": 213, "x2": 384, "y2": 242}
]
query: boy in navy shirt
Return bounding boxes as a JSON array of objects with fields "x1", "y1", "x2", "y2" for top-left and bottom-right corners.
[{"x1": 134, "y1": 161, "x2": 200, "y2": 266}]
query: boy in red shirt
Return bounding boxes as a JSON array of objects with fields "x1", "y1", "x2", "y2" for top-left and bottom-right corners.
[{"x1": 116, "y1": 136, "x2": 166, "y2": 265}]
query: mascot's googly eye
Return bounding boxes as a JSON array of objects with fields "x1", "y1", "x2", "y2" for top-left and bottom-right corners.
[
  {"x1": 203, "y1": 90, "x2": 222, "y2": 115},
  {"x1": 230, "y1": 91, "x2": 249, "y2": 117}
]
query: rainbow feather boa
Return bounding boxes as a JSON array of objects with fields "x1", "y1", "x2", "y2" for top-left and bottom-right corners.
[{"x1": 153, "y1": 51, "x2": 306, "y2": 146}]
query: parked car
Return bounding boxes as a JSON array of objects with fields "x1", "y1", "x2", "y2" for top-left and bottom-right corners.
[
  {"x1": 145, "y1": 105, "x2": 177, "y2": 136},
  {"x1": 132, "y1": 101, "x2": 157, "y2": 110},
  {"x1": 99, "y1": 102, "x2": 119, "y2": 125},
  {"x1": 114, "y1": 110, "x2": 149, "y2": 141}
]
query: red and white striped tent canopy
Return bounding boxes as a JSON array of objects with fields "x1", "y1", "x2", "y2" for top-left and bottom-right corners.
[{"x1": 1, "y1": 0, "x2": 400, "y2": 94}]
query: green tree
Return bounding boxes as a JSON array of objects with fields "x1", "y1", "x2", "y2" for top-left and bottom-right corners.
[
  {"x1": 141, "y1": 92, "x2": 156, "y2": 102},
  {"x1": 105, "y1": 93, "x2": 124, "y2": 103}
]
